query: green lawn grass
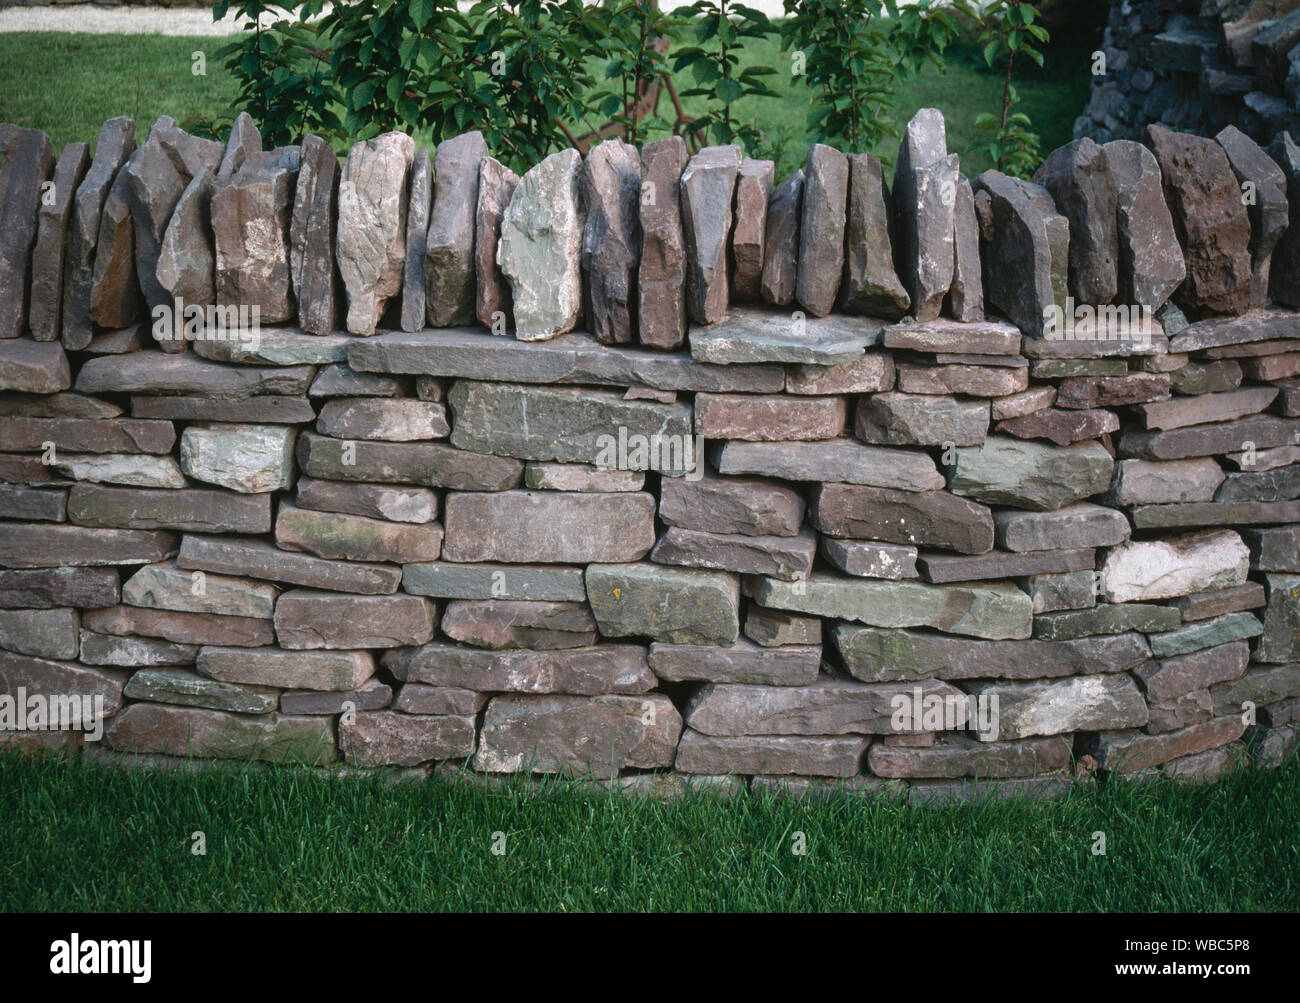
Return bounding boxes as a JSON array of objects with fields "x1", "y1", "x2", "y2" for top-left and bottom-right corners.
[
  {"x1": 2, "y1": 749, "x2": 1297, "y2": 912},
  {"x1": 0, "y1": 30, "x2": 1088, "y2": 178}
]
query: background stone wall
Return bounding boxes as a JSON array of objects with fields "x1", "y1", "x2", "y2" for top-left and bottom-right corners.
[
  {"x1": 1077, "y1": 0, "x2": 1300, "y2": 148},
  {"x1": 1, "y1": 104, "x2": 1298, "y2": 803}
]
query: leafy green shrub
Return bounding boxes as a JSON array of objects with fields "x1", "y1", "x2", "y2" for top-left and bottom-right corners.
[
  {"x1": 780, "y1": 0, "x2": 965, "y2": 157},
  {"x1": 973, "y1": 0, "x2": 1047, "y2": 179},
  {"x1": 670, "y1": 1, "x2": 778, "y2": 153},
  {"x1": 211, "y1": 0, "x2": 341, "y2": 147}
]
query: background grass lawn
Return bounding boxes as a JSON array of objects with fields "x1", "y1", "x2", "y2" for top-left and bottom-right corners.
[
  {"x1": 0, "y1": 29, "x2": 1089, "y2": 178},
  {"x1": 2, "y1": 749, "x2": 1297, "y2": 912}
]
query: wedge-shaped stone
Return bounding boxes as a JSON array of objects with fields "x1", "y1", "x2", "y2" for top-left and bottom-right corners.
[
  {"x1": 839, "y1": 151, "x2": 908, "y2": 318},
  {"x1": 893, "y1": 109, "x2": 954, "y2": 321},
  {"x1": 443, "y1": 491, "x2": 655, "y2": 564},
  {"x1": 68, "y1": 484, "x2": 270, "y2": 534},
  {"x1": 869, "y1": 733, "x2": 1071, "y2": 779},
  {"x1": 761, "y1": 169, "x2": 803, "y2": 307},
  {"x1": 1134, "y1": 641, "x2": 1250, "y2": 703},
  {"x1": 211, "y1": 146, "x2": 299, "y2": 322},
  {"x1": 1032, "y1": 137, "x2": 1118, "y2": 305},
  {"x1": 275, "y1": 503, "x2": 441, "y2": 564},
  {"x1": 649, "y1": 638, "x2": 819, "y2": 686},
  {"x1": 475, "y1": 156, "x2": 520, "y2": 331},
  {"x1": 581, "y1": 138, "x2": 641, "y2": 343},
  {"x1": 0, "y1": 341, "x2": 72, "y2": 394},
  {"x1": 1108, "y1": 457, "x2": 1224, "y2": 505},
  {"x1": 680, "y1": 144, "x2": 741, "y2": 323},
  {"x1": 1146, "y1": 612, "x2": 1262, "y2": 658},
  {"x1": 197, "y1": 645, "x2": 374, "y2": 691},
  {"x1": 0, "y1": 568, "x2": 120, "y2": 609},
  {"x1": 440, "y1": 599, "x2": 596, "y2": 651},
  {"x1": 79, "y1": 630, "x2": 196, "y2": 667},
  {"x1": 820, "y1": 538, "x2": 918, "y2": 580},
  {"x1": 743, "y1": 607, "x2": 821, "y2": 647},
  {"x1": 289, "y1": 134, "x2": 341, "y2": 336},
  {"x1": 295, "y1": 477, "x2": 435, "y2": 525},
  {"x1": 448, "y1": 382, "x2": 692, "y2": 471},
  {"x1": 685, "y1": 677, "x2": 963, "y2": 737},
  {"x1": 124, "y1": 668, "x2": 277, "y2": 715},
  {"x1": 637, "y1": 136, "x2": 689, "y2": 347},
  {"x1": 179, "y1": 423, "x2": 295, "y2": 493},
  {"x1": 29, "y1": 142, "x2": 90, "y2": 340},
  {"x1": 711, "y1": 439, "x2": 943, "y2": 491},
  {"x1": 0, "y1": 525, "x2": 174, "y2": 569},
  {"x1": 689, "y1": 306, "x2": 878, "y2": 365},
  {"x1": 474, "y1": 693, "x2": 680, "y2": 778},
  {"x1": 340, "y1": 711, "x2": 475, "y2": 767},
  {"x1": 105, "y1": 704, "x2": 335, "y2": 764},
  {"x1": 123, "y1": 560, "x2": 275, "y2": 618},
  {"x1": 386, "y1": 642, "x2": 653, "y2": 695},
  {"x1": 1216, "y1": 125, "x2": 1287, "y2": 309},
  {"x1": 0, "y1": 651, "x2": 125, "y2": 714},
  {"x1": 1081, "y1": 716, "x2": 1244, "y2": 773},
  {"x1": 1100, "y1": 530, "x2": 1249, "y2": 602},
  {"x1": 994, "y1": 503, "x2": 1130, "y2": 552},
  {"x1": 919, "y1": 547, "x2": 1095, "y2": 584},
  {"x1": 833, "y1": 625, "x2": 1150, "y2": 683},
  {"x1": 855, "y1": 392, "x2": 988, "y2": 447},
  {"x1": 296, "y1": 431, "x2": 522, "y2": 491},
  {"x1": 399, "y1": 148, "x2": 431, "y2": 331},
  {"x1": 0, "y1": 608, "x2": 79, "y2": 660},
  {"x1": 1118, "y1": 415, "x2": 1300, "y2": 462},
  {"x1": 425, "y1": 131, "x2": 487, "y2": 327},
  {"x1": 178, "y1": 536, "x2": 400, "y2": 595},
  {"x1": 677, "y1": 731, "x2": 867, "y2": 778},
  {"x1": 274, "y1": 590, "x2": 434, "y2": 649},
  {"x1": 63, "y1": 116, "x2": 135, "y2": 348},
  {"x1": 1032, "y1": 604, "x2": 1179, "y2": 640},
  {"x1": 52, "y1": 453, "x2": 186, "y2": 489},
  {"x1": 748, "y1": 573, "x2": 1031, "y2": 640},
  {"x1": 1256, "y1": 574, "x2": 1300, "y2": 663},
  {"x1": 83, "y1": 605, "x2": 272, "y2": 647},
  {"x1": 795, "y1": 144, "x2": 848, "y2": 317},
  {"x1": 694, "y1": 393, "x2": 843, "y2": 442},
  {"x1": 1146, "y1": 124, "x2": 1252, "y2": 315},
  {"x1": 401, "y1": 562, "x2": 585, "y2": 602},
  {"x1": 317, "y1": 398, "x2": 447, "y2": 441},
  {"x1": 650, "y1": 526, "x2": 816, "y2": 582},
  {"x1": 498, "y1": 148, "x2": 585, "y2": 341},
  {"x1": 812, "y1": 483, "x2": 994, "y2": 555},
  {"x1": 949, "y1": 436, "x2": 1114, "y2": 512},
  {"x1": 1176, "y1": 582, "x2": 1267, "y2": 621},
  {"x1": 1104, "y1": 139, "x2": 1186, "y2": 311},
  {"x1": 335, "y1": 132, "x2": 415, "y2": 335},
  {"x1": 1137, "y1": 387, "x2": 1277, "y2": 430},
  {"x1": 586, "y1": 563, "x2": 739, "y2": 646},
  {"x1": 967, "y1": 674, "x2": 1147, "y2": 741}
]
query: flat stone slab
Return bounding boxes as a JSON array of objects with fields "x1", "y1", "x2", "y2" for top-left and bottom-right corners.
[
  {"x1": 275, "y1": 503, "x2": 442, "y2": 565},
  {"x1": 178, "y1": 535, "x2": 400, "y2": 595},
  {"x1": 273, "y1": 590, "x2": 435, "y2": 650},
  {"x1": 650, "y1": 526, "x2": 816, "y2": 582},
  {"x1": 994, "y1": 503, "x2": 1131, "y2": 552},
  {"x1": 1134, "y1": 641, "x2": 1250, "y2": 703},
  {"x1": 83, "y1": 604, "x2": 273, "y2": 647},
  {"x1": 440, "y1": 599, "x2": 595, "y2": 650},
  {"x1": 746, "y1": 572, "x2": 1032, "y2": 640},
  {"x1": 385, "y1": 642, "x2": 653, "y2": 695},
  {"x1": 340, "y1": 711, "x2": 475, "y2": 767},
  {"x1": 868, "y1": 733, "x2": 1071, "y2": 779},
  {"x1": 711, "y1": 439, "x2": 944, "y2": 492},
  {"x1": 949, "y1": 436, "x2": 1114, "y2": 512},
  {"x1": 1082, "y1": 716, "x2": 1245, "y2": 773},
  {"x1": 1100, "y1": 530, "x2": 1250, "y2": 603},
  {"x1": 79, "y1": 630, "x2": 197, "y2": 667},
  {"x1": 392, "y1": 684, "x2": 482, "y2": 717},
  {"x1": 1168, "y1": 309, "x2": 1300, "y2": 352},
  {"x1": 683, "y1": 677, "x2": 965, "y2": 736},
  {"x1": 443, "y1": 491, "x2": 656, "y2": 564},
  {"x1": 347, "y1": 327, "x2": 784, "y2": 393},
  {"x1": 197, "y1": 646, "x2": 374, "y2": 691},
  {"x1": 834, "y1": 625, "x2": 1150, "y2": 683},
  {"x1": 1032, "y1": 603, "x2": 1181, "y2": 640},
  {"x1": 586, "y1": 562, "x2": 740, "y2": 646},
  {"x1": 105, "y1": 704, "x2": 335, "y2": 765},
  {"x1": 401, "y1": 562, "x2": 586, "y2": 601},
  {"x1": 0, "y1": 416, "x2": 175, "y2": 455},
  {"x1": 966, "y1": 674, "x2": 1148, "y2": 740},
  {"x1": 0, "y1": 340, "x2": 71, "y2": 394},
  {"x1": 124, "y1": 668, "x2": 277, "y2": 715},
  {"x1": 811, "y1": 483, "x2": 994, "y2": 555},
  {"x1": 1130, "y1": 501, "x2": 1300, "y2": 529},
  {"x1": 295, "y1": 477, "x2": 436, "y2": 524},
  {"x1": 77, "y1": 353, "x2": 314, "y2": 397},
  {"x1": 1147, "y1": 612, "x2": 1263, "y2": 658},
  {"x1": 192, "y1": 328, "x2": 352, "y2": 366},
  {"x1": 689, "y1": 307, "x2": 880, "y2": 365},
  {"x1": 0, "y1": 608, "x2": 78, "y2": 660},
  {"x1": 473, "y1": 694, "x2": 680, "y2": 778},
  {"x1": 122, "y1": 560, "x2": 275, "y2": 618},
  {"x1": 68, "y1": 484, "x2": 270, "y2": 535},
  {"x1": 0, "y1": 525, "x2": 176, "y2": 570},
  {"x1": 820, "y1": 538, "x2": 918, "y2": 580},
  {"x1": 918, "y1": 547, "x2": 1095, "y2": 584},
  {"x1": 883, "y1": 318, "x2": 1021, "y2": 355},
  {"x1": 648, "y1": 638, "x2": 819, "y2": 686},
  {"x1": 676, "y1": 730, "x2": 868, "y2": 778}
]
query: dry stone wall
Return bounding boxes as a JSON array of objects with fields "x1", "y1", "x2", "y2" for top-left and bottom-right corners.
[{"x1": 1, "y1": 105, "x2": 1299, "y2": 804}]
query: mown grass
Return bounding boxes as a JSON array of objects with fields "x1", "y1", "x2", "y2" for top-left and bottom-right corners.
[
  {"x1": 0, "y1": 29, "x2": 1089, "y2": 177},
  {"x1": 2, "y1": 749, "x2": 1297, "y2": 912}
]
